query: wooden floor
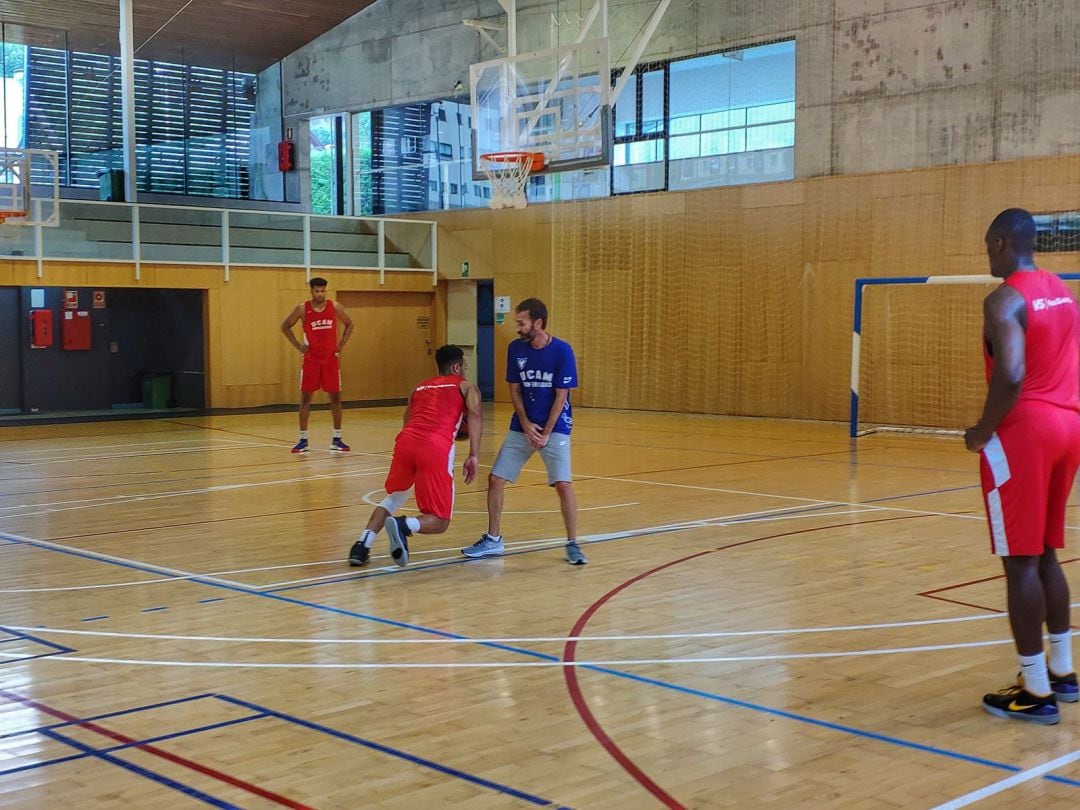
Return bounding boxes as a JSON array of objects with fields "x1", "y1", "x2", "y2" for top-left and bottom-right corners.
[{"x1": 1, "y1": 404, "x2": 1079, "y2": 809}]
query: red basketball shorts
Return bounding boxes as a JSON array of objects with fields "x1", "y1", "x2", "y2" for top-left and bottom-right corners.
[
  {"x1": 300, "y1": 354, "x2": 341, "y2": 393},
  {"x1": 384, "y1": 435, "x2": 455, "y2": 520},
  {"x1": 979, "y1": 402, "x2": 1080, "y2": 556}
]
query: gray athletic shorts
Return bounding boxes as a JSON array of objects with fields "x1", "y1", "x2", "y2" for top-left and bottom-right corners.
[{"x1": 490, "y1": 429, "x2": 572, "y2": 485}]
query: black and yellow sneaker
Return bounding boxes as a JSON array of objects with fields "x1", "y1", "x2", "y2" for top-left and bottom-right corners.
[
  {"x1": 982, "y1": 683, "x2": 1059, "y2": 724},
  {"x1": 1051, "y1": 671, "x2": 1080, "y2": 703}
]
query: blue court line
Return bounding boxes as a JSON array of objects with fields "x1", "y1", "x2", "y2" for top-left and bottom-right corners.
[
  {"x1": 98, "y1": 713, "x2": 267, "y2": 755},
  {"x1": 80, "y1": 615, "x2": 108, "y2": 622},
  {"x1": 0, "y1": 651, "x2": 71, "y2": 666},
  {"x1": 141, "y1": 606, "x2": 169, "y2": 613},
  {"x1": 215, "y1": 694, "x2": 560, "y2": 807},
  {"x1": 0, "y1": 624, "x2": 75, "y2": 654},
  {"x1": 0, "y1": 693, "x2": 215, "y2": 740},
  {"x1": 199, "y1": 597, "x2": 225, "y2": 604},
  {"x1": 4, "y1": 530, "x2": 1076, "y2": 789},
  {"x1": 39, "y1": 728, "x2": 237, "y2": 809},
  {"x1": 0, "y1": 715, "x2": 264, "y2": 779}
]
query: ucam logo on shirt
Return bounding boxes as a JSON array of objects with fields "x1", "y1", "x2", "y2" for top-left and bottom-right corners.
[{"x1": 309, "y1": 318, "x2": 335, "y2": 330}]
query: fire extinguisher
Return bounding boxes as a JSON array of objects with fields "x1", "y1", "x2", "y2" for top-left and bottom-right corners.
[{"x1": 278, "y1": 127, "x2": 295, "y2": 172}]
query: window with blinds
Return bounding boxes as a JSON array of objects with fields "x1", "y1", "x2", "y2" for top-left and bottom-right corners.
[{"x1": 25, "y1": 47, "x2": 254, "y2": 198}]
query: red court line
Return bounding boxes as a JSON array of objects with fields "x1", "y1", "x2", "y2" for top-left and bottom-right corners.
[
  {"x1": 0, "y1": 689, "x2": 313, "y2": 809},
  {"x1": 918, "y1": 557, "x2": 1080, "y2": 620},
  {"x1": 561, "y1": 514, "x2": 929, "y2": 809}
]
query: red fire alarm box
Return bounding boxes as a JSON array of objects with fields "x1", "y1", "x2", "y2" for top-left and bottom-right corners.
[
  {"x1": 30, "y1": 309, "x2": 53, "y2": 348},
  {"x1": 62, "y1": 310, "x2": 92, "y2": 351},
  {"x1": 277, "y1": 140, "x2": 295, "y2": 172}
]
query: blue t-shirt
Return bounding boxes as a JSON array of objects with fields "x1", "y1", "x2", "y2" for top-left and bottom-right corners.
[{"x1": 506, "y1": 336, "x2": 578, "y2": 435}]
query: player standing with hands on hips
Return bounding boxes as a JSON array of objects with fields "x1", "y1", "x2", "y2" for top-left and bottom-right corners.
[{"x1": 281, "y1": 277, "x2": 354, "y2": 452}]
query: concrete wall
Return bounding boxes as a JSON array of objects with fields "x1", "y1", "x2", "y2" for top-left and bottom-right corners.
[{"x1": 277, "y1": 0, "x2": 1080, "y2": 178}]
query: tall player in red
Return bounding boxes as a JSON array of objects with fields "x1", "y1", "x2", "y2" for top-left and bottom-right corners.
[
  {"x1": 348, "y1": 345, "x2": 483, "y2": 568},
  {"x1": 966, "y1": 209, "x2": 1080, "y2": 725},
  {"x1": 281, "y1": 277, "x2": 354, "y2": 453}
]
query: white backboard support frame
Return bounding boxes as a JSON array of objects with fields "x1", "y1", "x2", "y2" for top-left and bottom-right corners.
[{"x1": 470, "y1": 38, "x2": 612, "y2": 179}]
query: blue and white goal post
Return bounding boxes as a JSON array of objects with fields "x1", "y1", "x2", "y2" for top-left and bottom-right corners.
[{"x1": 849, "y1": 272, "x2": 1080, "y2": 438}]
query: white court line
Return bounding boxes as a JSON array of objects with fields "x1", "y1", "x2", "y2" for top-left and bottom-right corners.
[
  {"x1": 580, "y1": 471, "x2": 1080, "y2": 531},
  {"x1": 10, "y1": 614, "x2": 1055, "y2": 645},
  {"x1": 0, "y1": 637, "x2": 1022, "y2": 669},
  {"x1": 0, "y1": 437, "x2": 253, "y2": 460},
  {"x1": 0, "y1": 504, "x2": 867, "y2": 592},
  {"x1": 0, "y1": 530, "x2": 254, "y2": 591},
  {"x1": 0, "y1": 443, "x2": 286, "y2": 467},
  {"x1": 932, "y1": 748, "x2": 1080, "y2": 809},
  {"x1": 359, "y1": 487, "x2": 638, "y2": 515},
  {"x1": 259, "y1": 506, "x2": 876, "y2": 588},
  {"x1": 0, "y1": 466, "x2": 387, "y2": 518}
]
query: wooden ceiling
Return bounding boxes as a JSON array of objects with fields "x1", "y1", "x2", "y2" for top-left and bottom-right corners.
[{"x1": 0, "y1": 0, "x2": 380, "y2": 72}]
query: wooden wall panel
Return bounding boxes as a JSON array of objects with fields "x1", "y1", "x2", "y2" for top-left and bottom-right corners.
[{"x1": 433, "y1": 153, "x2": 1080, "y2": 424}]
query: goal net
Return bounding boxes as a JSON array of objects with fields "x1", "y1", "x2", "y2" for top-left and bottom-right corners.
[{"x1": 850, "y1": 274, "x2": 1080, "y2": 437}]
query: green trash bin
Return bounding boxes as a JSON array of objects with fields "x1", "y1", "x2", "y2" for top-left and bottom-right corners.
[{"x1": 142, "y1": 374, "x2": 171, "y2": 409}]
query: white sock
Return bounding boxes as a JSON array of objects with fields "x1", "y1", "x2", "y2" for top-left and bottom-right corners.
[
  {"x1": 486, "y1": 533, "x2": 501, "y2": 541},
  {"x1": 333, "y1": 429, "x2": 342, "y2": 439},
  {"x1": 360, "y1": 529, "x2": 376, "y2": 549},
  {"x1": 299, "y1": 431, "x2": 308, "y2": 440},
  {"x1": 1020, "y1": 652, "x2": 1051, "y2": 696},
  {"x1": 1049, "y1": 632, "x2": 1074, "y2": 676},
  {"x1": 405, "y1": 517, "x2": 421, "y2": 534}
]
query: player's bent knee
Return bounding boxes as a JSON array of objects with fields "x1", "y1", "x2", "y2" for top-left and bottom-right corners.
[
  {"x1": 379, "y1": 491, "x2": 410, "y2": 514},
  {"x1": 427, "y1": 518, "x2": 451, "y2": 534}
]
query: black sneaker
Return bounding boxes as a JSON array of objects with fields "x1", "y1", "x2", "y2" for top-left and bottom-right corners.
[
  {"x1": 1051, "y1": 671, "x2": 1080, "y2": 703},
  {"x1": 385, "y1": 516, "x2": 411, "y2": 567},
  {"x1": 982, "y1": 683, "x2": 1059, "y2": 725},
  {"x1": 348, "y1": 541, "x2": 370, "y2": 567}
]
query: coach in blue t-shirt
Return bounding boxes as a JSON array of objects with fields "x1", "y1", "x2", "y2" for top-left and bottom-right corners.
[{"x1": 460, "y1": 298, "x2": 587, "y2": 565}]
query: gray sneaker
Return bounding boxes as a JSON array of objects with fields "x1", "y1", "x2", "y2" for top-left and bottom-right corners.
[
  {"x1": 565, "y1": 541, "x2": 587, "y2": 565},
  {"x1": 461, "y1": 534, "x2": 505, "y2": 558}
]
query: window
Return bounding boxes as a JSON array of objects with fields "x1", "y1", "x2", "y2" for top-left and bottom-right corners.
[
  {"x1": 667, "y1": 41, "x2": 795, "y2": 191},
  {"x1": 438, "y1": 142, "x2": 452, "y2": 158},
  {"x1": 449, "y1": 182, "x2": 458, "y2": 194},
  {"x1": 23, "y1": 44, "x2": 255, "y2": 197}
]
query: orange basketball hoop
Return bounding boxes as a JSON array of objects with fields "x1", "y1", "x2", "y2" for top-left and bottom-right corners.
[{"x1": 479, "y1": 151, "x2": 545, "y2": 210}]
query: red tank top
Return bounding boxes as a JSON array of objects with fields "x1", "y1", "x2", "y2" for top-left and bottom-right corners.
[
  {"x1": 983, "y1": 269, "x2": 1079, "y2": 412},
  {"x1": 303, "y1": 300, "x2": 338, "y2": 358},
  {"x1": 401, "y1": 374, "x2": 467, "y2": 446}
]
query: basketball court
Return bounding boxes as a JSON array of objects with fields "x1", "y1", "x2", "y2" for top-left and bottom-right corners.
[{"x1": 0, "y1": 405, "x2": 1076, "y2": 808}]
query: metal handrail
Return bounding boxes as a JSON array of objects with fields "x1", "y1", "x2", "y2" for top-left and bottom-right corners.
[{"x1": 9, "y1": 199, "x2": 439, "y2": 285}]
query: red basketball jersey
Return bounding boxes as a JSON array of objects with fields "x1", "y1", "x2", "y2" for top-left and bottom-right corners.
[
  {"x1": 401, "y1": 374, "x2": 467, "y2": 446},
  {"x1": 984, "y1": 269, "x2": 1080, "y2": 413},
  {"x1": 303, "y1": 300, "x2": 338, "y2": 358}
]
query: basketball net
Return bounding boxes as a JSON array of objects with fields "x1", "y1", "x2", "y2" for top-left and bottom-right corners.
[{"x1": 480, "y1": 152, "x2": 544, "y2": 210}]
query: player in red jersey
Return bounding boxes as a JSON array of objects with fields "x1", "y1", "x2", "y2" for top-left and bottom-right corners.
[
  {"x1": 281, "y1": 277, "x2": 354, "y2": 453},
  {"x1": 348, "y1": 345, "x2": 483, "y2": 568},
  {"x1": 966, "y1": 209, "x2": 1080, "y2": 724}
]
